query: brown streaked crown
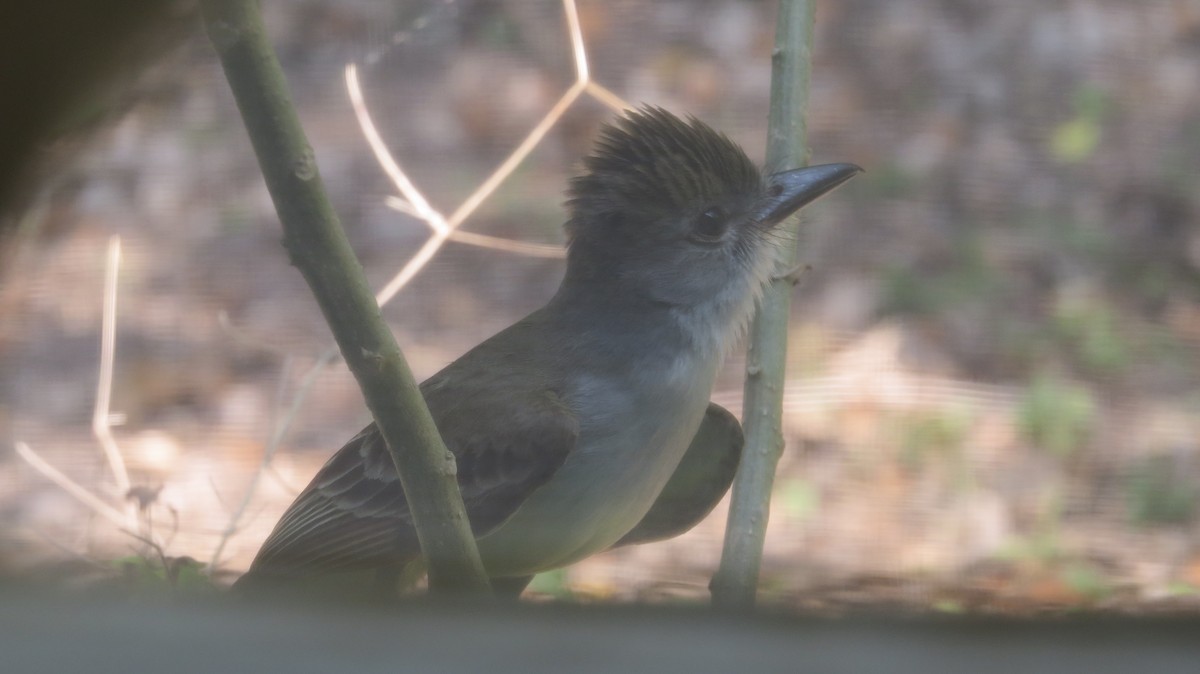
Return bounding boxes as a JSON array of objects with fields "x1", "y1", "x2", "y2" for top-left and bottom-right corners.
[{"x1": 565, "y1": 107, "x2": 761, "y2": 240}]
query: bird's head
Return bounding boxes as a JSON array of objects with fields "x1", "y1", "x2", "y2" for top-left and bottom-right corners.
[{"x1": 563, "y1": 107, "x2": 858, "y2": 347}]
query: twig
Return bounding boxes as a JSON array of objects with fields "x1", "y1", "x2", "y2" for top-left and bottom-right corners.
[
  {"x1": 712, "y1": 0, "x2": 817, "y2": 609},
  {"x1": 345, "y1": 0, "x2": 629, "y2": 306},
  {"x1": 201, "y1": 0, "x2": 490, "y2": 593},
  {"x1": 346, "y1": 64, "x2": 584, "y2": 307},
  {"x1": 383, "y1": 197, "x2": 565, "y2": 258},
  {"x1": 445, "y1": 229, "x2": 566, "y2": 258},
  {"x1": 585, "y1": 82, "x2": 628, "y2": 113},
  {"x1": 92, "y1": 235, "x2": 132, "y2": 504},
  {"x1": 125, "y1": 529, "x2": 171, "y2": 573},
  {"x1": 15, "y1": 442, "x2": 129, "y2": 528},
  {"x1": 208, "y1": 356, "x2": 307, "y2": 572},
  {"x1": 13, "y1": 235, "x2": 141, "y2": 535}
]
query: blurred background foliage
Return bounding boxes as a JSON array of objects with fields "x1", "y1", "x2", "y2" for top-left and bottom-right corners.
[{"x1": 1, "y1": 0, "x2": 1199, "y2": 612}]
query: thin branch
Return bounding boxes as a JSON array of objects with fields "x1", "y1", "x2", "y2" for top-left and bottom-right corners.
[
  {"x1": 447, "y1": 82, "x2": 584, "y2": 231},
  {"x1": 345, "y1": 0, "x2": 628, "y2": 306},
  {"x1": 16, "y1": 236, "x2": 140, "y2": 539},
  {"x1": 207, "y1": 357, "x2": 296, "y2": 572},
  {"x1": 712, "y1": 0, "x2": 817, "y2": 609},
  {"x1": 386, "y1": 196, "x2": 565, "y2": 258},
  {"x1": 347, "y1": 62, "x2": 583, "y2": 307},
  {"x1": 562, "y1": 0, "x2": 588, "y2": 81},
  {"x1": 586, "y1": 82, "x2": 630, "y2": 112},
  {"x1": 345, "y1": 63, "x2": 439, "y2": 227},
  {"x1": 201, "y1": 0, "x2": 489, "y2": 593},
  {"x1": 92, "y1": 235, "x2": 131, "y2": 499},
  {"x1": 444, "y1": 229, "x2": 565, "y2": 258},
  {"x1": 15, "y1": 442, "x2": 129, "y2": 528}
]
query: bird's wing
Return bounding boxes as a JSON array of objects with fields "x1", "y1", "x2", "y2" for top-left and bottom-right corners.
[
  {"x1": 613, "y1": 402, "x2": 743, "y2": 547},
  {"x1": 243, "y1": 390, "x2": 577, "y2": 581}
]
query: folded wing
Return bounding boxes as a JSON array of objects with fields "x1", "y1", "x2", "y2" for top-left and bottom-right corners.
[{"x1": 237, "y1": 389, "x2": 578, "y2": 587}]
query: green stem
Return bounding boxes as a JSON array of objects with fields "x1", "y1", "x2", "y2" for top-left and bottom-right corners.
[
  {"x1": 200, "y1": 0, "x2": 489, "y2": 594},
  {"x1": 712, "y1": 0, "x2": 815, "y2": 609}
]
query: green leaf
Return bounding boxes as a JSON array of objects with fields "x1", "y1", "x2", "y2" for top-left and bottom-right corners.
[{"x1": 1051, "y1": 117, "x2": 1101, "y2": 163}]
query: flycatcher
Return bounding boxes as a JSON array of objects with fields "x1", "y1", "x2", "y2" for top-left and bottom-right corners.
[{"x1": 235, "y1": 107, "x2": 859, "y2": 598}]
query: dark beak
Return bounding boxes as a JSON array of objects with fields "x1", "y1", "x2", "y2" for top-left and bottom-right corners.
[{"x1": 756, "y1": 162, "x2": 862, "y2": 227}]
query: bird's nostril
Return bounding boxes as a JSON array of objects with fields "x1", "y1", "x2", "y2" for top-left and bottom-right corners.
[{"x1": 767, "y1": 183, "x2": 784, "y2": 198}]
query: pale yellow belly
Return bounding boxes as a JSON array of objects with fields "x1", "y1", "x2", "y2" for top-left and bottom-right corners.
[{"x1": 475, "y1": 389, "x2": 709, "y2": 578}]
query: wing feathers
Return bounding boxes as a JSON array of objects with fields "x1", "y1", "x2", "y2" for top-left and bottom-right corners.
[{"x1": 236, "y1": 389, "x2": 577, "y2": 588}]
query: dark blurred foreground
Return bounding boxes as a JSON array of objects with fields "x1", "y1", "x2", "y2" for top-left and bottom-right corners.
[{"x1": 2, "y1": 589, "x2": 1199, "y2": 673}]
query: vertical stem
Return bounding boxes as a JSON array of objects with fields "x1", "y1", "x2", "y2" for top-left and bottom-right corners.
[
  {"x1": 200, "y1": 0, "x2": 489, "y2": 594},
  {"x1": 712, "y1": 0, "x2": 815, "y2": 609}
]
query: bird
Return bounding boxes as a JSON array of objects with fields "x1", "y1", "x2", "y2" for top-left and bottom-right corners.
[{"x1": 234, "y1": 106, "x2": 859, "y2": 599}]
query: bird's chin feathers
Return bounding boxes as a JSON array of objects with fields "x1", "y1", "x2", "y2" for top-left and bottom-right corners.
[{"x1": 674, "y1": 238, "x2": 779, "y2": 363}]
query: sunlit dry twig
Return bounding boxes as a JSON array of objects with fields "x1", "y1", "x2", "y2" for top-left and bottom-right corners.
[
  {"x1": 15, "y1": 442, "x2": 129, "y2": 528},
  {"x1": 208, "y1": 357, "x2": 295, "y2": 571},
  {"x1": 207, "y1": 349, "x2": 334, "y2": 572},
  {"x1": 345, "y1": 0, "x2": 629, "y2": 306},
  {"x1": 562, "y1": 0, "x2": 589, "y2": 82},
  {"x1": 445, "y1": 81, "x2": 584, "y2": 231},
  {"x1": 441, "y1": 230, "x2": 566, "y2": 259},
  {"x1": 16, "y1": 236, "x2": 139, "y2": 538},
  {"x1": 345, "y1": 63, "x2": 439, "y2": 229},
  {"x1": 384, "y1": 196, "x2": 564, "y2": 257},
  {"x1": 586, "y1": 82, "x2": 629, "y2": 112},
  {"x1": 346, "y1": 66, "x2": 582, "y2": 306}
]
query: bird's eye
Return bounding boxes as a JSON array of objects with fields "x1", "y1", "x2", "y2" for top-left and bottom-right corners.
[{"x1": 693, "y1": 207, "x2": 726, "y2": 242}]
